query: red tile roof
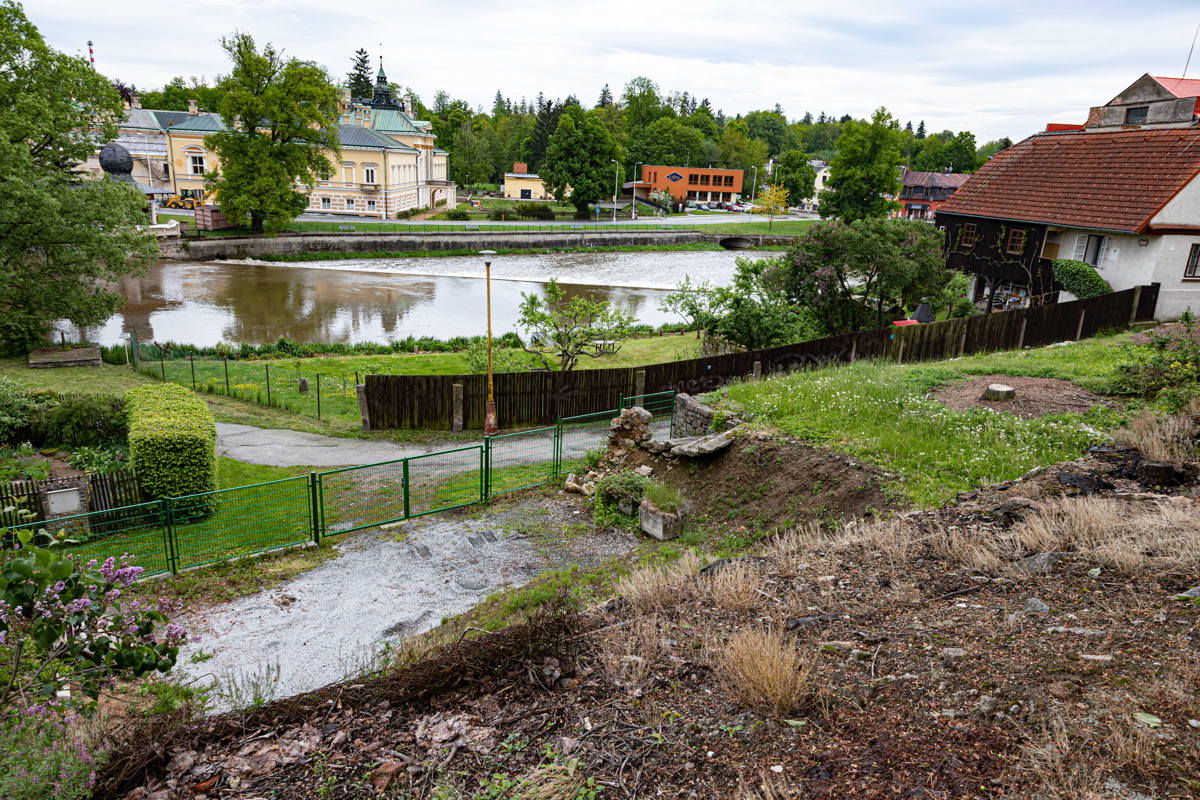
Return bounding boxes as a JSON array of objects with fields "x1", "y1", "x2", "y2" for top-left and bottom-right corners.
[
  {"x1": 1153, "y1": 76, "x2": 1200, "y2": 99},
  {"x1": 901, "y1": 171, "x2": 970, "y2": 189},
  {"x1": 935, "y1": 128, "x2": 1200, "y2": 233}
]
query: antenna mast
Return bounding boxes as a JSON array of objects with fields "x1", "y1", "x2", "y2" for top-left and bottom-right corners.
[{"x1": 1184, "y1": 23, "x2": 1200, "y2": 79}]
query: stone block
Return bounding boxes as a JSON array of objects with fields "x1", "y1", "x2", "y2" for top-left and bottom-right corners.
[{"x1": 638, "y1": 499, "x2": 683, "y2": 541}]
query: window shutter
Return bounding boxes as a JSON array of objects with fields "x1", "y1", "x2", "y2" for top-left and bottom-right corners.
[
  {"x1": 1072, "y1": 234, "x2": 1087, "y2": 261},
  {"x1": 1096, "y1": 237, "x2": 1109, "y2": 268}
]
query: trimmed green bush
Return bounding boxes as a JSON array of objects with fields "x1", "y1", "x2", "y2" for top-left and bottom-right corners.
[
  {"x1": 33, "y1": 394, "x2": 126, "y2": 447},
  {"x1": 1052, "y1": 259, "x2": 1111, "y2": 299},
  {"x1": 596, "y1": 471, "x2": 649, "y2": 506},
  {"x1": 125, "y1": 384, "x2": 217, "y2": 502}
]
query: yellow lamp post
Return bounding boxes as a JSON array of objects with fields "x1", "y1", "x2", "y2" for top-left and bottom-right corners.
[{"x1": 481, "y1": 250, "x2": 499, "y2": 435}]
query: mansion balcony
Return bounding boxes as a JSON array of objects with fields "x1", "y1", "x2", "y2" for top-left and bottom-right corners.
[{"x1": 359, "y1": 182, "x2": 380, "y2": 192}]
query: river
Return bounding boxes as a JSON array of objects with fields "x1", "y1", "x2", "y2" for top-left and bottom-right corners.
[{"x1": 77, "y1": 250, "x2": 756, "y2": 346}]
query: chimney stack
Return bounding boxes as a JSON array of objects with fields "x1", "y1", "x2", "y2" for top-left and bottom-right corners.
[
  {"x1": 130, "y1": 93, "x2": 141, "y2": 109},
  {"x1": 513, "y1": 161, "x2": 528, "y2": 174},
  {"x1": 188, "y1": 99, "x2": 198, "y2": 116}
]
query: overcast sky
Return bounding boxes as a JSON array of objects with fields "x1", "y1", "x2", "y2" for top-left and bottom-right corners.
[{"x1": 29, "y1": 0, "x2": 1200, "y2": 143}]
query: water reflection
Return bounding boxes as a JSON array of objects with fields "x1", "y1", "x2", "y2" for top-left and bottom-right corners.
[{"x1": 76, "y1": 260, "x2": 693, "y2": 346}]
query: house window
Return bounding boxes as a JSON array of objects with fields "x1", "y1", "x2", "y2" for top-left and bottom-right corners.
[
  {"x1": 700, "y1": 174, "x2": 710, "y2": 185},
  {"x1": 724, "y1": 175, "x2": 734, "y2": 186},
  {"x1": 189, "y1": 154, "x2": 205, "y2": 175},
  {"x1": 1005, "y1": 228, "x2": 1027, "y2": 255},
  {"x1": 320, "y1": 197, "x2": 331, "y2": 210},
  {"x1": 345, "y1": 198, "x2": 354, "y2": 210},
  {"x1": 364, "y1": 167, "x2": 376, "y2": 184},
  {"x1": 688, "y1": 174, "x2": 698, "y2": 184},
  {"x1": 1125, "y1": 106, "x2": 1148, "y2": 125},
  {"x1": 1185, "y1": 244, "x2": 1200, "y2": 279},
  {"x1": 960, "y1": 222, "x2": 978, "y2": 248},
  {"x1": 1073, "y1": 233, "x2": 1109, "y2": 268},
  {"x1": 367, "y1": 200, "x2": 376, "y2": 212}
]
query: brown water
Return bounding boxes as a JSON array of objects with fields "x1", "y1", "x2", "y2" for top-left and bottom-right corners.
[{"x1": 76, "y1": 251, "x2": 748, "y2": 346}]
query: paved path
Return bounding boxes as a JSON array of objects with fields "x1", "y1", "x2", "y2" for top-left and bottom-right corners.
[
  {"x1": 216, "y1": 418, "x2": 668, "y2": 470},
  {"x1": 216, "y1": 423, "x2": 449, "y2": 468}
]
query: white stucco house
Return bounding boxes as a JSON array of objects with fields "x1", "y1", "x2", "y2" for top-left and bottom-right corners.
[{"x1": 935, "y1": 73, "x2": 1200, "y2": 319}]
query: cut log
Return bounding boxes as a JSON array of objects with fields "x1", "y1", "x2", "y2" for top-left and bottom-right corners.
[{"x1": 981, "y1": 383, "x2": 1016, "y2": 401}]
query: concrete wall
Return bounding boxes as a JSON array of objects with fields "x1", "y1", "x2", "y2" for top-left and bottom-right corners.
[
  {"x1": 167, "y1": 229, "x2": 712, "y2": 260},
  {"x1": 1059, "y1": 228, "x2": 1200, "y2": 319}
]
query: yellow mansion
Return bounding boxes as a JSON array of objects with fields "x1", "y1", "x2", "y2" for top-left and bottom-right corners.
[{"x1": 82, "y1": 66, "x2": 455, "y2": 218}]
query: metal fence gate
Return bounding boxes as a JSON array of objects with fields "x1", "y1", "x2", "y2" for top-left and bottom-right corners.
[{"x1": 3, "y1": 395, "x2": 678, "y2": 579}]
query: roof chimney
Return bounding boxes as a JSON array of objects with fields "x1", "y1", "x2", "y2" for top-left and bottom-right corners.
[
  {"x1": 513, "y1": 161, "x2": 528, "y2": 174},
  {"x1": 130, "y1": 93, "x2": 141, "y2": 109},
  {"x1": 188, "y1": 99, "x2": 198, "y2": 116}
]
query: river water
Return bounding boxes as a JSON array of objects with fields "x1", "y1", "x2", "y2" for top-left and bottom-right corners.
[{"x1": 80, "y1": 250, "x2": 755, "y2": 346}]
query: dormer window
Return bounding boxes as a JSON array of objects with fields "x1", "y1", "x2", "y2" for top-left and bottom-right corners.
[{"x1": 1125, "y1": 106, "x2": 1148, "y2": 125}]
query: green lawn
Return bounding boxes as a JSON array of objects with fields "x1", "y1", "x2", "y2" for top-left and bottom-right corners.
[
  {"x1": 700, "y1": 220, "x2": 819, "y2": 235},
  {"x1": 714, "y1": 332, "x2": 1141, "y2": 506}
]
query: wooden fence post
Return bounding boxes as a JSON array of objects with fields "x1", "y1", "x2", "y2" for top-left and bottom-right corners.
[
  {"x1": 849, "y1": 336, "x2": 857, "y2": 363},
  {"x1": 958, "y1": 329, "x2": 968, "y2": 357},
  {"x1": 452, "y1": 383, "x2": 464, "y2": 432},
  {"x1": 1075, "y1": 309, "x2": 1086, "y2": 341},
  {"x1": 1017, "y1": 317, "x2": 1028, "y2": 350},
  {"x1": 1127, "y1": 285, "x2": 1143, "y2": 326},
  {"x1": 752, "y1": 361, "x2": 762, "y2": 380},
  {"x1": 356, "y1": 383, "x2": 371, "y2": 431},
  {"x1": 634, "y1": 369, "x2": 646, "y2": 398},
  {"x1": 896, "y1": 333, "x2": 905, "y2": 364}
]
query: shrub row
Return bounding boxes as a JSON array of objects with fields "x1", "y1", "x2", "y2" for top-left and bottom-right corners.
[
  {"x1": 0, "y1": 379, "x2": 127, "y2": 447},
  {"x1": 125, "y1": 384, "x2": 217, "y2": 502}
]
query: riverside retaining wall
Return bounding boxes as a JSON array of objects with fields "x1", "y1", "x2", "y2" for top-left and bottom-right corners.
[{"x1": 161, "y1": 229, "x2": 717, "y2": 260}]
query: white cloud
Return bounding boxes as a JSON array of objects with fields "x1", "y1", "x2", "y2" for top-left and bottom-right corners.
[{"x1": 28, "y1": 0, "x2": 1200, "y2": 141}]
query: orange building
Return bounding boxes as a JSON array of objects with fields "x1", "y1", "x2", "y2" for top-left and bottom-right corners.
[{"x1": 629, "y1": 164, "x2": 744, "y2": 206}]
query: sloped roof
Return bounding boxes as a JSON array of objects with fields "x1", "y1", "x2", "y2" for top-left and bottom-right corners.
[
  {"x1": 935, "y1": 128, "x2": 1200, "y2": 233},
  {"x1": 370, "y1": 109, "x2": 422, "y2": 134},
  {"x1": 170, "y1": 113, "x2": 226, "y2": 133},
  {"x1": 1153, "y1": 76, "x2": 1200, "y2": 99},
  {"x1": 902, "y1": 171, "x2": 970, "y2": 189},
  {"x1": 337, "y1": 124, "x2": 416, "y2": 151},
  {"x1": 151, "y1": 110, "x2": 193, "y2": 129}
]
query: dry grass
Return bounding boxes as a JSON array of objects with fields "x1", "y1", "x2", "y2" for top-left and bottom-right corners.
[
  {"x1": 714, "y1": 627, "x2": 815, "y2": 716},
  {"x1": 738, "y1": 773, "x2": 800, "y2": 799},
  {"x1": 512, "y1": 759, "x2": 593, "y2": 799},
  {"x1": 702, "y1": 562, "x2": 764, "y2": 612},
  {"x1": 598, "y1": 614, "x2": 662, "y2": 694},
  {"x1": 614, "y1": 551, "x2": 703, "y2": 613},
  {"x1": 1113, "y1": 409, "x2": 1199, "y2": 464}
]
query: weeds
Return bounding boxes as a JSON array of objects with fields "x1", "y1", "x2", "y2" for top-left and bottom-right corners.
[
  {"x1": 715, "y1": 627, "x2": 815, "y2": 716},
  {"x1": 614, "y1": 551, "x2": 703, "y2": 613}
]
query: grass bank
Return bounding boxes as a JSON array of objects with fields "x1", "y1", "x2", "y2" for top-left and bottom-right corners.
[
  {"x1": 713, "y1": 332, "x2": 1142, "y2": 506},
  {"x1": 257, "y1": 242, "x2": 725, "y2": 263}
]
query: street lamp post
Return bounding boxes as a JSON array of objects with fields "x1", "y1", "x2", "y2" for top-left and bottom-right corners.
[
  {"x1": 480, "y1": 250, "x2": 498, "y2": 435},
  {"x1": 632, "y1": 161, "x2": 643, "y2": 220},
  {"x1": 748, "y1": 165, "x2": 759, "y2": 214},
  {"x1": 611, "y1": 159, "x2": 619, "y2": 223}
]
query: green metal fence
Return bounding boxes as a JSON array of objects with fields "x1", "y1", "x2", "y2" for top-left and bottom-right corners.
[{"x1": 5, "y1": 398, "x2": 674, "y2": 578}]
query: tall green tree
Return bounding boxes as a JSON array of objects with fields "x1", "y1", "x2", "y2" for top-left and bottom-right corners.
[
  {"x1": 0, "y1": 0, "x2": 155, "y2": 353},
  {"x1": 540, "y1": 104, "x2": 617, "y2": 214},
  {"x1": 346, "y1": 48, "x2": 372, "y2": 97},
  {"x1": 622, "y1": 76, "x2": 672, "y2": 138},
  {"x1": 744, "y1": 109, "x2": 792, "y2": 156},
  {"x1": 519, "y1": 278, "x2": 634, "y2": 370},
  {"x1": 977, "y1": 136, "x2": 1013, "y2": 162},
  {"x1": 596, "y1": 83, "x2": 614, "y2": 107},
  {"x1": 774, "y1": 149, "x2": 817, "y2": 206},
  {"x1": 717, "y1": 121, "x2": 768, "y2": 177},
  {"x1": 452, "y1": 119, "x2": 495, "y2": 187},
  {"x1": 819, "y1": 107, "x2": 903, "y2": 222},
  {"x1": 630, "y1": 117, "x2": 705, "y2": 170},
  {"x1": 206, "y1": 33, "x2": 341, "y2": 233}
]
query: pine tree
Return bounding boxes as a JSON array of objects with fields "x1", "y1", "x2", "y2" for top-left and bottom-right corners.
[
  {"x1": 347, "y1": 48, "x2": 372, "y2": 98},
  {"x1": 597, "y1": 83, "x2": 613, "y2": 107},
  {"x1": 493, "y1": 90, "x2": 508, "y2": 116},
  {"x1": 905, "y1": 121, "x2": 913, "y2": 132},
  {"x1": 916, "y1": 120, "x2": 926, "y2": 139}
]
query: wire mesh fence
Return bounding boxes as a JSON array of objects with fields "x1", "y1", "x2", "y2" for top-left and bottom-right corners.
[
  {"x1": 134, "y1": 350, "x2": 362, "y2": 424},
  {"x1": 170, "y1": 476, "x2": 315, "y2": 571},
  {"x1": 2, "y1": 399, "x2": 675, "y2": 579}
]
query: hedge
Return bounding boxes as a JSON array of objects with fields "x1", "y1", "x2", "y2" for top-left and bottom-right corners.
[
  {"x1": 125, "y1": 384, "x2": 217, "y2": 502},
  {"x1": 1052, "y1": 259, "x2": 1112, "y2": 299}
]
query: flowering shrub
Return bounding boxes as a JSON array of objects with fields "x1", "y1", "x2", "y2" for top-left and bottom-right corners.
[
  {"x1": 0, "y1": 706, "x2": 102, "y2": 798},
  {"x1": 0, "y1": 534, "x2": 184, "y2": 710}
]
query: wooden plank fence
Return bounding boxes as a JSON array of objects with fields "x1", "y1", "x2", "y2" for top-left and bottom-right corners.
[
  {"x1": 0, "y1": 469, "x2": 142, "y2": 529},
  {"x1": 365, "y1": 284, "x2": 1160, "y2": 431}
]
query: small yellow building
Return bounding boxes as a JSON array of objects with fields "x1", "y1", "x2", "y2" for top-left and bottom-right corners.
[
  {"x1": 502, "y1": 162, "x2": 554, "y2": 200},
  {"x1": 84, "y1": 65, "x2": 455, "y2": 219}
]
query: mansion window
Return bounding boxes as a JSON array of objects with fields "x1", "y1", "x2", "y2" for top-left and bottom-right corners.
[
  {"x1": 1073, "y1": 233, "x2": 1109, "y2": 268},
  {"x1": 320, "y1": 197, "x2": 331, "y2": 209},
  {"x1": 367, "y1": 200, "x2": 377, "y2": 212},
  {"x1": 1186, "y1": 244, "x2": 1200, "y2": 279},
  {"x1": 1125, "y1": 106, "x2": 1148, "y2": 125},
  {"x1": 1005, "y1": 228, "x2": 1027, "y2": 255},
  {"x1": 959, "y1": 222, "x2": 978, "y2": 248},
  {"x1": 364, "y1": 167, "x2": 376, "y2": 184},
  {"x1": 189, "y1": 154, "x2": 205, "y2": 175},
  {"x1": 345, "y1": 198, "x2": 354, "y2": 210}
]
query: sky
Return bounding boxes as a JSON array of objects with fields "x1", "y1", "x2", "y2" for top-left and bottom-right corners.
[{"x1": 28, "y1": 0, "x2": 1200, "y2": 143}]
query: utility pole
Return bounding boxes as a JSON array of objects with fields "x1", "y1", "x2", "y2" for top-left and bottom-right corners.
[
  {"x1": 747, "y1": 165, "x2": 758, "y2": 214},
  {"x1": 611, "y1": 159, "x2": 619, "y2": 223},
  {"x1": 481, "y1": 250, "x2": 498, "y2": 435},
  {"x1": 632, "y1": 161, "x2": 643, "y2": 220}
]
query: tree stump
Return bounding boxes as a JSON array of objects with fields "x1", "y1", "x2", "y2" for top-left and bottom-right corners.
[{"x1": 981, "y1": 383, "x2": 1016, "y2": 401}]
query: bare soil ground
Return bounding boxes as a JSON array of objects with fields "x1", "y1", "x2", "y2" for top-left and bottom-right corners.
[
  {"x1": 99, "y1": 444, "x2": 1200, "y2": 800},
  {"x1": 1131, "y1": 321, "x2": 1200, "y2": 345},
  {"x1": 934, "y1": 375, "x2": 1111, "y2": 419}
]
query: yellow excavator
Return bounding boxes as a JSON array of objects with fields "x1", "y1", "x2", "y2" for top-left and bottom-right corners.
[{"x1": 162, "y1": 191, "x2": 213, "y2": 210}]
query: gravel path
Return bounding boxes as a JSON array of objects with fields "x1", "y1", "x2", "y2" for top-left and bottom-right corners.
[{"x1": 176, "y1": 500, "x2": 635, "y2": 706}]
